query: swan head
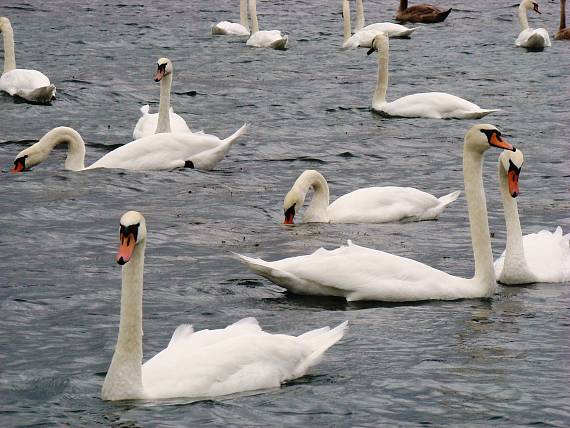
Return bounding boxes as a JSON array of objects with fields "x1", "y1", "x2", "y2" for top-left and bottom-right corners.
[
  {"x1": 283, "y1": 189, "x2": 302, "y2": 224},
  {"x1": 499, "y1": 149, "x2": 524, "y2": 198},
  {"x1": 154, "y1": 57, "x2": 172, "y2": 82},
  {"x1": 0, "y1": 17, "x2": 12, "y2": 32},
  {"x1": 465, "y1": 124, "x2": 515, "y2": 154},
  {"x1": 366, "y1": 32, "x2": 389, "y2": 56},
  {"x1": 521, "y1": 0, "x2": 541, "y2": 14},
  {"x1": 10, "y1": 144, "x2": 47, "y2": 172},
  {"x1": 116, "y1": 211, "x2": 147, "y2": 265}
]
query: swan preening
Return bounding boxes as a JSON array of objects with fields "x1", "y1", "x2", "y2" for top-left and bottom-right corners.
[
  {"x1": 10, "y1": 124, "x2": 248, "y2": 172},
  {"x1": 237, "y1": 124, "x2": 515, "y2": 302},
  {"x1": 515, "y1": 0, "x2": 551, "y2": 49},
  {"x1": 555, "y1": 0, "x2": 570, "y2": 40},
  {"x1": 101, "y1": 211, "x2": 347, "y2": 401},
  {"x1": 282, "y1": 169, "x2": 460, "y2": 224},
  {"x1": 132, "y1": 58, "x2": 191, "y2": 140},
  {"x1": 342, "y1": 0, "x2": 418, "y2": 49},
  {"x1": 246, "y1": 0, "x2": 288, "y2": 49},
  {"x1": 0, "y1": 17, "x2": 56, "y2": 103},
  {"x1": 212, "y1": 0, "x2": 251, "y2": 36},
  {"x1": 395, "y1": 0, "x2": 452, "y2": 23},
  {"x1": 494, "y1": 150, "x2": 570, "y2": 284},
  {"x1": 368, "y1": 33, "x2": 499, "y2": 119}
]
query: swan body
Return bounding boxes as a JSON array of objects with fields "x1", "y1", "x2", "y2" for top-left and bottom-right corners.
[
  {"x1": 368, "y1": 33, "x2": 498, "y2": 119},
  {"x1": 342, "y1": 0, "x2": 418, "y2": 49},
  {"x1": 282, "y1": 169, "x2": 460, "y2": 224},
  {"x1": 555, "y1": 0, "x2": 570, "y2": 40},
  {"x1": 395, "y1": 0, "x2": 452, "y2": 23},
  {"x1": 246, "y1": 0, "x2": 288, "y2": 49},
  {"x1": 10, "y1": 124, "x2": 248, "y2": 172},
  {"x1": 515, "y1": 0, "x2": 551, "y2": 49},
  {"x1": 101, "y1": 211, "x2": 347, "y2": 401},
  {"x1": 132, "y1": 58, "x2": 191, "y2": 140},
  {"x1": 238, "y1": 124, "x2": 515, "y2": 302},
  {"x1": 0, "y1": 17, "x2": 55, "y2": 103},
  {"x1": 212, "y1": 0, "x2": 250, "y2": 35},
  {"x1": 493, "y1": 150, "x2": 570, "y2": 284}
]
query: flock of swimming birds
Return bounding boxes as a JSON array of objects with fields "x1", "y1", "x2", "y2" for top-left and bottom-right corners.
[{"x1": 2, "y1": 0, "x2": 569, "y2": 403}]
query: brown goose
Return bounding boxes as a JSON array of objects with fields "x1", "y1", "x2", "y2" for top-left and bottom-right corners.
[
  {"x1": 395, "y1": 0, "x2": 452, "y2": 23},
  {"x1": 555, "y1": 0, "x2": 570, "y2": 40}
]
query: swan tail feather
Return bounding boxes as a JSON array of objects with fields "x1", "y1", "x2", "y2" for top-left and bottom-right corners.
[
  {"x1": 140, "y1": 104, "x2": 150, "y2": 115},
  {"x1": 270, "y1": 35, "x2": 288, "y2": 50},
  {"x1": 168, "y1": 324, "x2": 195, "y2": 347},
  {"x1": 18, "y1": 84, "x2": 56, "y2": 103},
  {"x1": 438, "y1": 190, "x2": 461, "y2": 207},
  {"x1": 223, "y1": 123, "x2": 250, "y2": 145},
  {"x1": 185, "y1": 123, "x2": 248, "y2": 170},
  {"x1": 393, "y1": 27, "x2": 419, "y2": 38},
  {"x1": 463, "y1": 109, "x2": 500, "y2": 119},
  {"x1": 438, "y1": 8, "x2": 452, "y2": 22}
]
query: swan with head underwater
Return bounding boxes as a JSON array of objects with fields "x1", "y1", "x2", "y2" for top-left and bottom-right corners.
[
  {"x1": 282, "y1": 169, "x2": 460, "y2": 224},
  {"x1": 342, "y1": 0, "x2": 418, "y2": 50},
  {"x1": 100, "y1": 211, "x2": 347, "y2": 401},
  {"x1": 0, "y1": 17, "x2": 56, "y2": 103},
  {"x1": 237, "y1": 124, "x2": 515, "y2": 302},
  {"x1": 516, "y1": 0, "x2": 551, "y2": 49},
  {"x1": 132, "y1": 58, "x2": 192, "y2": 140},
  {"x1": 246, "y1": 0, "x2": 288, "y2": 49},
  {"x1": 367, "y1": 33, "x2": 499, "y2": 119},
  {"x1": 212, "y1": 0, "x2": 250, "y2": 36},
  {"x1": 10, "y1": 122, "x2": 248, "y2": 172},
  {"x1": 493, "y1": 149, "x2": 570, "y2": 284}
]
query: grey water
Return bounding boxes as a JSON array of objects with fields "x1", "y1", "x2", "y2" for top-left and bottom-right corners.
[{"x1": 1, "y1": 0, "x2": 569, "y2": 426}]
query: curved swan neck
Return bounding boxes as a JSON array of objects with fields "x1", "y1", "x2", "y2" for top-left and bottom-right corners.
[
  {"x1": 249, "y1": 0, "x2": 259, "y2": 33},
  {"x1": 296, "y1": 171, "x2": 330, "y2": 221},
  {"x1": 239, "y1": 0, "x2": 249, "y2": 30},
  {"x1": 398, "y1": 0, "x2": 408, "y2": 12},
  {"x1": 355, "y1": 0, "x2": 365, "y2": 31},
  {"x1": 1, "y1": 19, "x2": 16, "y2": 73},
  {"x1": 373, "y1": 36, "x2": 389, "y2": 106},
  {"x1": 342, "y1": 0, "x2": 351, "y2": 42},
  {"x1": 518, "y1": 3, "x2": 529, "y2": 30},
  {"x1": 37, "y1": 127, "x2": 86, "y2": 171},
  {"x1": 155, "y1": 72, "x2": 172, "y2": 134},
  {"x1": 463, "y1": 144, "x2": 495, "y2": 286},
  {"x1": 561, "y1": 0, "x2": 567, "y2": 31},
  {"x1": 498, "y1": 162, "x2": 529, "y2": 273},
  {"x1": 101, "y1": 241, "x2": 146, "y2": 400}
]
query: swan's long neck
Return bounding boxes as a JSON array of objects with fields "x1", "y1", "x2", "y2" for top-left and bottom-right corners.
[
  {"x1": 498, "y1": 162, "x2": 530, "y2": 274},
  {"x1": 398, "y1": 0, "x2": 408, "y2": 12},
  {"x1": 249, "y1": 0, "x2": 259, "y2": 33},
  {"x1": 240, "y1": 0, "x2": 249, "y2": 30},
  {"x1": 373, "y1": 36, "x2": 389, "y2": 106},
  {"x1": 463, "y1": 145, "x2": 496, "y2": 286},
  {"x1": 35, "y1": 127, "x2": 86, "y2": 171},
  {"x1": 1, "y1": 21, "x2": 16, "y2": 73},
  {"x1": 155, "y1": 72, "x2": 173, "y2": 134},
  {"x1": 101, "y1": 241, "x2": 146, "y2": 401},
  {"x1": 342, "y1": 0, "x2": 351, "y2": 42},
  {"x1": 560, "y1": 0, "x2": 567, "y2": 31},
  {"x1": 297, "y1": 171, "x2": 330, "y2": 221},
  {"x1": 355, "y1": 0, "x2": 365, "y2": 32},
  {"x1": 518, "y1": 3, "x2": 530, "y2": 30}
]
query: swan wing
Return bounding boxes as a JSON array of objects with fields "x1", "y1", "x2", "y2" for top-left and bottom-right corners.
[
  {"x1": 236, "y1": 241, "x2": 481, "y2": 302},
  {"x1": 246, "y1": 30, "x2": 288, "y2": 49},
  {"x1": 516, "y1": 28, "x2": 551, "y2": 48},
  {"x1": 212, "y1": 21, "x2": 250, "y2": 36},
  {"x1": 522, "y1": 227, "x2": 570, "y2": 282},
  {"x1": 141, "y1": 318, "x2": 346, "y2": 399}
]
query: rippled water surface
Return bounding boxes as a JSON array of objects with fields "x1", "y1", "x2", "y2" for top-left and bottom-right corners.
[{"x1": 1, "y1": 0, "x2": 569, "y2": 426}]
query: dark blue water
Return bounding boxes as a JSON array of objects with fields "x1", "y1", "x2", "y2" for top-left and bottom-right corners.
[{"x1": 1, "y1": 0, "x2": 569, "y2": 426}]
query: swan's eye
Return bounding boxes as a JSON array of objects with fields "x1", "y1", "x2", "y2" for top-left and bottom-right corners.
[{"x1": 119, "y1": 223, "x2": 140, "y2": 241}]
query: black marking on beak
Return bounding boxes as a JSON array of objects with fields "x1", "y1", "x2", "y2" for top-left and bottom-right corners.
[
  {"x1": 284, "y1": 204, "x2": 296, "y2": 224},
  {"x1": 119, "y1": 223, "x2": 140, "y2": 242},
  {"x1": 533, "y1": 2, "x2": 541, "y2": 13}
]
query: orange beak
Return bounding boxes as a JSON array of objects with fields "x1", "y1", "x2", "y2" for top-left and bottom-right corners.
[
  {"x1": 154, "y1": 67, "x2": 165, "y2": 82},
  {"x1": 10, "y1": 158, "x2": 25, "y2": 173},
  {"x1": 116, "y1": 233, "x2": 136, "y2": 265},
  {"x1": 283, "y1": 206, "x2": 295, "y2": 225},
  {"x1": 489, "y1": 133, "x2": 514, "y2": 151},
  {"x1": 507, "y1": 168, "x2": 520, "y2": 197}
]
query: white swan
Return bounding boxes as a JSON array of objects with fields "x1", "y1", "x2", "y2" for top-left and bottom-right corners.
[
  {"x1": 515, "y1": 0, "x2": 551, "y2": 49},
  {"x1": 368, "y1": 33, "x2": 499, "y2": 119},
  {"x1": 101, "y1": 211, "x2": 347, "y2": 401},
  {"x1": 246, "y1": 0, "x2": 288, "y2": 50},
  {"x1": 282, "y1": 169, "x2": 460, "y2": 224},
  {"x1": 0, "y1": 17, "x2": 56, "y2": 103},
  {"x1": 342, "y1": 0, "x2": 418, "y2": 49},
  {"x1": 212, "y1": 0, "x2": 250, "y2": 36},
  {"x1": 237, "y1": 124, "x2": 515, "y2": 302},
  {"x1": 494, "y1": 150, "x2": 570, "y2": 284},
  {"x1": 10, "y1": 124, "x2": 248, "y2": 172},
  {"x1": 132, "y1": 58, "x2": 191, "y2": 140}
]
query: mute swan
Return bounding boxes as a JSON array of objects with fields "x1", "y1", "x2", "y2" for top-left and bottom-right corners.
[
  {"x1": 101, "y1": 211, "x2": 347, "y2": 401},
  {"x1": 0, "y1": 17, "x2": 56, "y2": 103},
  {"x1": 212, "y1": 0, "x2": 250, "y2": 36},
  {"x1": 516, "y1": 0, "x2": 551, "y2": 49},
  {"x1": 493, "y1": 150, "x2": 570, "y2": 284},
  {"x1": 132, "y1": 58, "x2": 191, "y2": 140},
  {"x1": 282, "y1": 169, "x2": 460, "y2": 224},
  {"x1": 237, "y1": 124, "x2": 515, "y2": 302},
  {"x1": 367, "y1": 33, "x2": 499, "y2": 119},
  {"x1": 395, "y1": 0, "x2": 452, "y2": 23},
  {"x1": 246, "y1": 0, "x2": 288, "y2": 50},
  {"x1": 342, "y1": 0, "x2": 418, "y2": 49},
  {"x1": 555, "y1": 0, "x2": 570, "y2": 40},
  {"x1": 10, "y1": 124, "x2": 248, "y2": 172}
]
